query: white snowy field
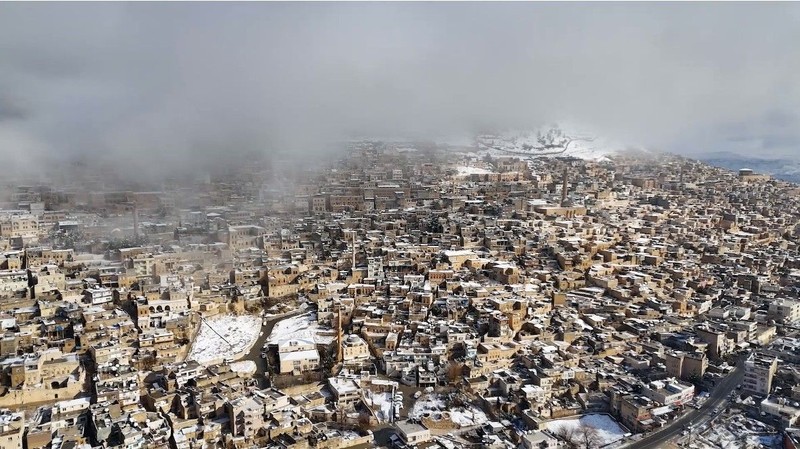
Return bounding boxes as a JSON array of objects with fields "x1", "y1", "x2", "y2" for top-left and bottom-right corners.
[
  {"x1": 455, "y1": 166, "x2": 494, "y2": 177},
  {"x1": 187, "y1": 314, "x2": 262, "y2": 365},
  {"x1": 409, "y1": 394, "x2": 489, "y2": 428},
  {"x1": 267, "y1": 312, "x2": 335, "y2": 346},
  {"x1": 475, "y1": 127, "x2": 640, "y2": 163},
  {"x1": 545, "y1": 414, "x2": 627, "y2": 447},
  {"x1": 229, "y1": 360, "x2": 257, "y2": 375}
]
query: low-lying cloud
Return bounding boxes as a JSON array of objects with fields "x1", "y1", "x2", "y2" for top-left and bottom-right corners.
[{"x1": 1, "y1": 2, "x2": 799, "y2": 181}]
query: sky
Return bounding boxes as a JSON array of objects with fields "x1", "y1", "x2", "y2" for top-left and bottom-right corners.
[{"x1": 1, "y1": 2, "x2": 799, "y2": 180}]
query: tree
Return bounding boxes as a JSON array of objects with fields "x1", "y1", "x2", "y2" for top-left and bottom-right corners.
[
  {"x1": 555, "y1": 423, "x2": 601, "y2": 449},
  {"x1": 688, "y1": 372, "x2": 702, "y2": 388},
  {"x1": 555, "y1": 426, "x2": 578, "y2": 449},
  {"x1": 575, "y1": 424, "x2": 601, "y2": 449}
]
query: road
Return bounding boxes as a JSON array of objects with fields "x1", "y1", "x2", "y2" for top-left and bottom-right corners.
[
  {"x1": 620, "y1": 355, "x2": 746, "y2": 449},
  {"x1": 242, "y1": 309, "x2": 305, "y2": 388}
]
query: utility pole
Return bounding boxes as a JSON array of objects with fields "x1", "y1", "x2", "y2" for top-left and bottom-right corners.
[{"x1": 193, "y1": 312, "x2": 235, "y2": 350}]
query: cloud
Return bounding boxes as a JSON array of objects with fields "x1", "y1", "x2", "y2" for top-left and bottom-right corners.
[{"x1": 1, "y1": 2, "x2": 799, "y2": 182}]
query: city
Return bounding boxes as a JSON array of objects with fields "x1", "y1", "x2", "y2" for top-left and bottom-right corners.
[
  {"x1": 2, "y1": 2, "x2": 800, "y2": 449},
  {"x1": 0, "y1": 136, "x2": 799, "y2": 449}
]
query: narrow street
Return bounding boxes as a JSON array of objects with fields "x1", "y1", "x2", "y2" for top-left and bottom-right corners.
[{"x1": 241, "y1": 309, "x2": 306, "y2": 387}]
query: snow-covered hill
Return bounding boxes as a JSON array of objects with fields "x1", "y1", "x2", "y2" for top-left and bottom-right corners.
[
  {"x1": 475, "y1": 126, "x2": 640, "y2": 162},
  {"x1": 350, "y1": 125, "x2": 649, "y2": 162}
]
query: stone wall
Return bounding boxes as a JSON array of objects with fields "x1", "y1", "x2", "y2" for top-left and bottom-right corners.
[
  {"x1": 420, "y1": 412, "x2": 458, "y2": 430},
  {"x1": 0, "y1": 371, "x2": 86, "y2": 408}
]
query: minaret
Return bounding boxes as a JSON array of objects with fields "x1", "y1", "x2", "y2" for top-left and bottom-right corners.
[
  {"x1": 351, "y1": 230, "x2": 357, "y2": 272},
  {"x1": 560, "y1": 168, "x2": 569, "y2": 207},
  {"x1": 132, "y1": 202, "x2": 139, "y2": 240},
  {"x1": 337, "y1": 304, "x2": 344, "y2": 363},
  {"x1": 264, "y1": 271, "x2": 270, "y2": 297}
]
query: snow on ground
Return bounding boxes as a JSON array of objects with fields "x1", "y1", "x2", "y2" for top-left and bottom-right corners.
[
  {"x1": 754, "y1": 435, "x2": 783, "y2": 447},
  {"x1": 475, "y1": 127, "x2": 643, "y2": 162},
  {"x1": 545, "y1": 414, "x2": 626, "y2": 446},
  {"x1": 229, "y1": 360, "x2": 257, "y2": 375},
  {"x1": 188, "y1": 314, "x2": 262, "y2": 365},
  {"x1": 265, "y1": 301, "x2": 309, "y2": 317},
  {"x1": 410, "y1": 394, "x2": 488, "y2": 428},
  {"x1": 340, "y1": 430, "x2": 361, "y2": 441},
  {"x1": 410, "y1": 393, "x2": 446, "y2": 417},
  {"x1": 455, "y1": 166, "x2": 494, "y2": 177},
  {"x1": 695, "y1": 413, "x2": 780, "y2": 449},
  {"x1": 267, "y1": 312, "x2": 335, "y2": 346},
  {"x1": 365, "y1": 390, "x2": 394, "y2": 423},
  {"x1": 450, "y1": 408, "x2": 488, "y2": 427}
]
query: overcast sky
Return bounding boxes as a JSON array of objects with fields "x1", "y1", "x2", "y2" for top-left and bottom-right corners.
[{"x1": 1, "y1": 2, "x2": 799, "y2": 177}]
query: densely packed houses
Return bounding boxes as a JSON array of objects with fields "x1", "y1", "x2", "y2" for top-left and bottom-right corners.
[{"x1": 1, "y1": 140, "x2": 799, "y2": 448}]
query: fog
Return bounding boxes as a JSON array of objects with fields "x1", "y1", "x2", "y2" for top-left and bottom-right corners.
[{"x1": 1, "y1": 2, "x2": 799, "y2": 181}]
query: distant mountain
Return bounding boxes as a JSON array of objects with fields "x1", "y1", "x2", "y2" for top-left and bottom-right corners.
[{"x1": 698, "y1": 152, "x2": 800, "y2": 183}]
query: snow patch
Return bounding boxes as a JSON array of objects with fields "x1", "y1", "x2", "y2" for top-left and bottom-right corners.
[
  {"x1": 455, "y1": 166, "x2": 494, "y2": 177},
  {"x1": 365, "y1": 390, "x2": 395, "y2": 423},
  {"x1": 696, "y1": 413, "x2": 780, "y2": 449},
  {"x1": 267, "y1": 312, "x2": 336, "y2": 346},
  {"x1": 476, "y1": 127, "x2": 642, "y2": 162},
  {"x1": 188, "y1": 314, "x2": 262, "y2": 365},
  {"x1": 229, "y1": 360, "x2": 257, "y2": 375},
  {"x1": 410, "y1": 394, "x2": 488, "y2": 428},
  {"x1": 545, "y1": 414, "x2": 627, "y2": 447}
]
